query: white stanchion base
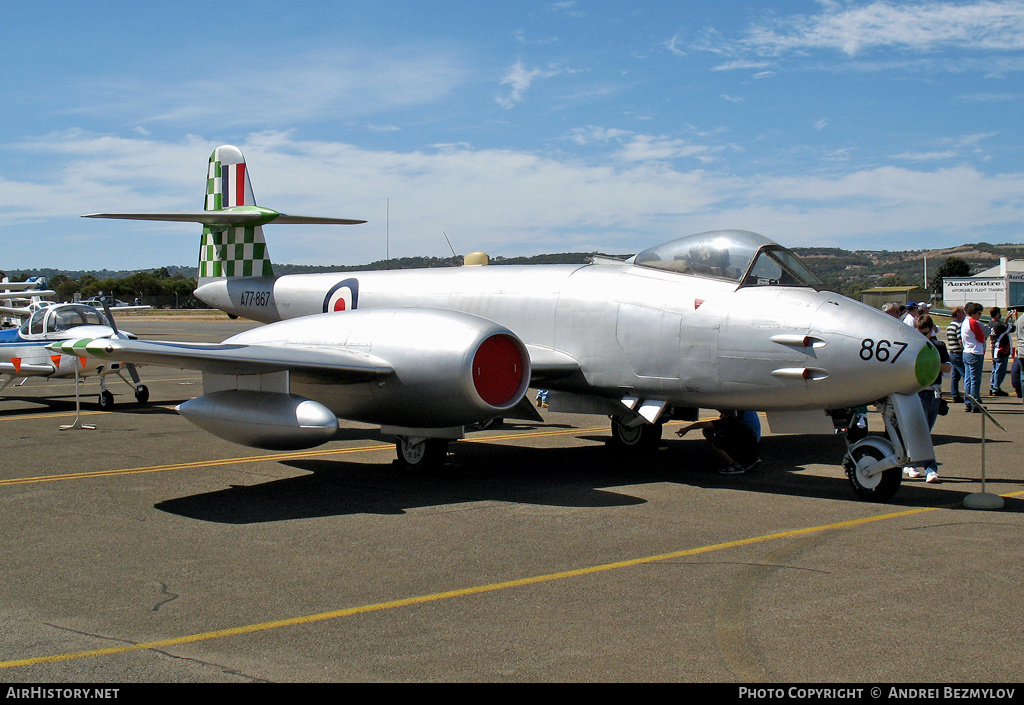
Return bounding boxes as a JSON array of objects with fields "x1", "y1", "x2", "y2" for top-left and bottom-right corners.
[{"x1": 963, "y1": 492, "x2": 1005, "y2": 510}]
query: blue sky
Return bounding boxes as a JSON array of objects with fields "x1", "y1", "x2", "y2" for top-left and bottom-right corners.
[{"x1": 3, "y1": 0, "x2": 1024, "y2": 271}]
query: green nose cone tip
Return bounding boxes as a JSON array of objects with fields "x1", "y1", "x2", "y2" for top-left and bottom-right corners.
[{"x1": 915, "y1": 342, "x2": 941, "y2": 388}]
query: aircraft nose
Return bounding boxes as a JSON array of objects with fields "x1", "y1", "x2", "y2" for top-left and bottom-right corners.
[
  {"x1": 914, "y1": 339, "x2": 941, "y2": 388},
  {"x1": 810, "y1": 297, "x2": 934, "y2": 403}
]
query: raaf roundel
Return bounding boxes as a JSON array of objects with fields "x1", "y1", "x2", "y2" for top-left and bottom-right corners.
[{"x1": 323, "y1": 278, "x2": 359, "y2": 313}]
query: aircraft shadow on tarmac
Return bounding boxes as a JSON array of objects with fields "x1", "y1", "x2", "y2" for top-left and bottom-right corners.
[
  {"x1": 0, "y1": 394, "x2": 189, "y2": 416},
  {"x1": 154, "y1": 429, "x2": 1022, "y2": 524}
]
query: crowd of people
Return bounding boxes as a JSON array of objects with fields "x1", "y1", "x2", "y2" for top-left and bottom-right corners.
[{"x1": 882, "y1": 298, "x2": 1020, "y2": 483}]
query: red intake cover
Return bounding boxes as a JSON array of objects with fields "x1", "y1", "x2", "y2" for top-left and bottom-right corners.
[{"x1": 472, "y1": 334, "x2": 524, "y2": 407}]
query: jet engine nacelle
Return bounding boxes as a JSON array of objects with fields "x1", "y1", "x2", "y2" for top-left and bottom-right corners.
[
  {"x1": 282, "y1": 308, "x2": 532, "y2": 429},
  {"x1": 182, "y1": 308, "x2": 532, "y2": 448}
]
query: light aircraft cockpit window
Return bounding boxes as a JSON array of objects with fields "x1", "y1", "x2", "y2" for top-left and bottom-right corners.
[
  {"x1": 633, "y1": 230, "x2": 824, "y2": 289},
  {"x1": 45, "y1": 305, "x2": 108, "y2": 333},
  {"x1": 21, "y1": 308, "x2": 47, "y2": 336}
]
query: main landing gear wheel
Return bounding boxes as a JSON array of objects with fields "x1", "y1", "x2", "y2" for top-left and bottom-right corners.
[
  {"x1": 844, "y1": 444, "x2": 902, "y2": 502},
  {"x1": 134, "y1": 385, "x2": 150, "y2": 404},
  {"x1": 467, "y1": 417, "x2": 501, "y2": 431},
  {"x1": 609, "y1": 416, "x2": 662, "y2": 451},
  {"x1": 396, "y1": 437, "x2": 449, "y2": 472},
  {"x1": 98, "y1": 390, "x2": 114, "y2": 410}
]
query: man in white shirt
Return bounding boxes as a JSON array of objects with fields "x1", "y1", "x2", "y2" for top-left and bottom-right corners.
[{"x1": 902, "y1": 302, "x2": 919, "y2": 326}]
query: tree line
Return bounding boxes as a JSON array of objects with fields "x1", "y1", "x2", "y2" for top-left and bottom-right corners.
[
  {"x1": 1, "y1": 268, "x2": 204, "y2": 308},
  {"x1": 0, "y1": 253, "x2": 987, "y2": 308}
]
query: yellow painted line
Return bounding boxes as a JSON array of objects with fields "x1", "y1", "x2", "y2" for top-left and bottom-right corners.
[
  {"x1": 1, "y1": 418, "x2": 1021, "y2": 669},
  {"x1": 0, "y1": 444, "x2": 391, "y2": 487},
  {"x1": 0, "y1": 424, "x2": 611, "y2": 487},
  {"x1": 0, "y1": 501, "x2": 989, "y2": 670},
  {"x1": 0, "y1": 422, "x2": 614, "y2": 487}
]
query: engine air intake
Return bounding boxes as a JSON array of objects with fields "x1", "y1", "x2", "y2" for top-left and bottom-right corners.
[{"x1": 472, "y1": 334, "x2": 526, "y2": 407}]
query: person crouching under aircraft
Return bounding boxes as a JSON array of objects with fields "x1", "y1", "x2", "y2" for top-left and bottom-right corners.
[{"x1": 676, "y1": 411, "x2": 762, "y2": 475}]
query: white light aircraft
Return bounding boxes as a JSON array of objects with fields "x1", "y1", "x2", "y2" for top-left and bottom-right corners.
[
  {"x1": 2, "y1": 301, "x2": 150, "y2": 407},
  {"x1": 75, "y1": 145, "x2": 942, "y2": 501},
  {"x1": 1, "y1": 277, "x2": 57, "y2": 326}
]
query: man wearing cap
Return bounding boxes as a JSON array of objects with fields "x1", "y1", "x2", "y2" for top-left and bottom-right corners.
[{"x1": 902, "y1": 302, "x2": 919, "y2": 326}]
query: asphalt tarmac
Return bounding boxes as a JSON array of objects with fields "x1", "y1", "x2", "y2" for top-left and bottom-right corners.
[{"x1": 1, "y1": 315, "x2": 1021, "y2": 683}]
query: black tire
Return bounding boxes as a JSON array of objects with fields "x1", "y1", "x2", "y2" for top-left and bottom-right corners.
[
  {"x1": 609, "y1": 416, "x2": 662, "y2": 451},
  {"x1": 844, "y1": 444, "x2": 902, "y2": 502},
  {"x1": 98, "y1": 390, "x2": 114, "y2": 410},
  {"x1": 396, "y1": 437, "x2": 448, "y2": 471},
  {"x1": 134, "y1": 385, "x2": 150, "y2": 404}
]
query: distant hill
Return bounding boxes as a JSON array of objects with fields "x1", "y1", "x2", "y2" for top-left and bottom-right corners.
[
  {"x1": 4, "y1": 242, "x2": 1021, "y2": 302},
  {"x1": 793, "y1": 242, "x2": 1024, "y2": 299}
]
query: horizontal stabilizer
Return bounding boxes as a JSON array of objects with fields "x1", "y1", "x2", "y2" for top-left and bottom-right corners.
[
  {"x1": 273, "y1": 215, "x2": 367, "y2": 225},
  {"x1": 48, "y1": 338, "x2": 393, "y2": 382},
  {"x1": 83, "y1": 212, "x2": 366, "y2": 226}
]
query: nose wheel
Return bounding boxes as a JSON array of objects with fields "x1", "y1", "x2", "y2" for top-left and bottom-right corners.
[
  {"x1": 98, "y1": 389, "x2": 115, "y2": 410},
  {"x1": 843, "y1": 443, "x2": 902, "y2": 502}
]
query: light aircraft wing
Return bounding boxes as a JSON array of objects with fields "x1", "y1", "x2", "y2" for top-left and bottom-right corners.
[
  {"x1": 0, "y1": 289, "x2": 56, "y2": 297},
  {"x1": 0, "y1": 282, "x2": 54, "y2": 293},
  {"x1": 83, "y1": 212, "x2": 366, "y2": 226},
  {"x1": 0, "y1": 305, "x2": 31, "y2": 317},
  {"x1": 48, "y1": 338, "x2": 393, "y2": 382}
]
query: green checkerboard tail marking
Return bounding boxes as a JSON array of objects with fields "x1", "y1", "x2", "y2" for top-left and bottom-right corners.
[
  {"x1": 200, "y1": 146, "x2": 274, "y2": 280},
  {"x1": 81, "y1": 144, "x2": 367, "y2": 285}
]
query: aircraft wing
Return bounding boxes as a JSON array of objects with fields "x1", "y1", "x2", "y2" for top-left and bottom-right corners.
[
  {"x1": 47, "y1": 338, "x2": 393, "y2": 382},
  {"x1": 83, "y1": 212, "x2": 366, "y2": 226},
  {"x1": 0, "y1": 282, "x2": 54, "y2": 293},
  {"x1": 0, "y1": 305, "x2": 31, "y2": 317},
  {"x1": 0, "y1": 289, "x2": 56, "y2": 298}
]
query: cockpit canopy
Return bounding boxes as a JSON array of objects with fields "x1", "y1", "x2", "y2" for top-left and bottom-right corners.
[
  {"x1": 632, "y1": 230, "x2": 825, "y2": 289},
  {"x1": 20, "y1": 304, "x2": 110, "y2": 336}
]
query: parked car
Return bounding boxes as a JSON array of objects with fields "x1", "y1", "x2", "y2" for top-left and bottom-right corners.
[{"x1": 80, "y1": 296, "x2": 134, "y2": 308}]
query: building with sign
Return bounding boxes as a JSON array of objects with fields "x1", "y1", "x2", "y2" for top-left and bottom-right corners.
[{"x1": 942, "y1": 258, "x2": 1024, "y2": 309}]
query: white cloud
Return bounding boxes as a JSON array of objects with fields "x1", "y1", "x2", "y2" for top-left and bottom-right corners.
[
  {"x1": 3, "y1": 131, "x2": 1024, "y2": 270},
  {"x1": 740, "y1": 0, "x2": 1024, "y2": 57},
  {"x1": 67, "y1": 48, "x2": 467, "y2": 128},
  {"x1": 496, "y1": 61, "x2": 561, "y2": 109}
]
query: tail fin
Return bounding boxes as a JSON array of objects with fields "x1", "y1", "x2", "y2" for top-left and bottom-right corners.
[
  {"x1": 200, "y1": 145, "x2": 273, "y2": 280},
  {"x1": 206, "y1": 145, "x2": 256, "y2": 211},
  {"x1": 81, "y1": 144, "x2": 366, "y2": 284}
]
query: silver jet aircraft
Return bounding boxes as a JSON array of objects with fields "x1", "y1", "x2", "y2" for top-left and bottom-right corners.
[{"x1": 76, "y1": 145, "x2": 940, "y2": 502}]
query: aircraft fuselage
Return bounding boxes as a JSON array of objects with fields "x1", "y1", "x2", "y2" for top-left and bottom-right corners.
[{"x1": 196, "y1": 262, "x2": 931, "y2": 413}]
